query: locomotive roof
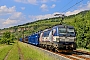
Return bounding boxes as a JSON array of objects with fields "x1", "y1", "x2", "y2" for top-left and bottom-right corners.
[
  {"x1": 53, "y1": 25, "x2": 74, "y2": 28},
  {"x1": 67, "y1": 25, "x2": 74, "y2": 28},
  {"x1": 43, "y1": 29, "x2": 51, "y2": 32},
  {"x1": 41, "y1": 25, "x2": 74, "y2": 33}
]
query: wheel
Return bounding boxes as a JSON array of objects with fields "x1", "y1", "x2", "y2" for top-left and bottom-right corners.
[
  {"x1": 55, "y1": 49, "x2": 58, "y2": 53},
  {"x1": 73, "y1": 43, "x2": 77, "y2": 50}
]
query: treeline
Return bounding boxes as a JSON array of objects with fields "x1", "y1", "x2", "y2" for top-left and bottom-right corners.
[
  {"x1": 65, "y1": 10, "x2": 90, "y2": 49},
  {"x1": 0, "y1": 10, "x2": 90, "y2": 49},
  {"x1": 0, "y1": 31, "x2": 16, "y2": 44}
]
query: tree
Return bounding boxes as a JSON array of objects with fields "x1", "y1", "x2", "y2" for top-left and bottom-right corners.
[
  {"x1": 1, "y1": 31, "x2": 15, "y2": 44},
  {"x1": 10, "y1": 34, "x2": 16, "y2": 43}
]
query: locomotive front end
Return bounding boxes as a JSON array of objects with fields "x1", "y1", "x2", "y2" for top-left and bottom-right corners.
[{"x1": 53, "y1": 25, "x2": 77, "y2": 52}]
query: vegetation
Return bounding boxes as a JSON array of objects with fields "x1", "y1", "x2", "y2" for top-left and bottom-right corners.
[
  {"x1": 0, "y1": 44, "x2": 13, "y2": 60},
  {"x1": 0, "y1": 10, "x2": 90, "y2": 50},
  {"x1": 0, "y1": 10, "x2": 90, "y2": 60},
  {"x1": 64, "y1": 10, "x2": 90, "y2": 49},
  {"x1": 0, "y1": 31, "x2": 15, "y2": 44},
  {"x1": 6, "y1": 42, "x2": 19, "y2": 60},
  {"x1": 0, "y1": 41, "x2": 55, "y2": 60},
  {"x1": 18, "y1": 41, "x2": 54, "y2": 60}
]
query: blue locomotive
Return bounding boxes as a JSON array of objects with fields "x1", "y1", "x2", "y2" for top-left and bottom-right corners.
[{"x1": 19, "y1": 25, "x2": 77, "y2": 52}]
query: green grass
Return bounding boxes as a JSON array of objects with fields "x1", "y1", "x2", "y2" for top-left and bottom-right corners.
[
  {"x1": 0, "y1": 44, "x2": 5, "y2": 47},
  {"x1": 77, "y1": 48, "x2": 90, "y2": 52},
  {"x1": 0, "y1": 44, "x2": 13, "y2": 60},
  {"x1": 0, "y1": 41, "x2": 55, "y2": 60},
  {"x1": 6, "y1": 42, "x2": 19, "y2": 60},
  {"x1": 18, "y1": 42, "x2": 54, "y2": 60}
]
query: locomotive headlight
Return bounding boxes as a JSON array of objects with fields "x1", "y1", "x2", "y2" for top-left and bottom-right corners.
[
  {"x1": 71, "y1": 44, "x2": 73, "y2": 48},
  {"x1": 56, "y1": 38, "x2": 60, "y2": 42}
]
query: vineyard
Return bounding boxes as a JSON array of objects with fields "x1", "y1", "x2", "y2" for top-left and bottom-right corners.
[{"x1": 0, "y1": 10, "x2": 90, "y2": 50}]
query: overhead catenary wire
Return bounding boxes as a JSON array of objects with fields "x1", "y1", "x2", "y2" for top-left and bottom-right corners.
[
  {"x1": 59, "y1": 0, "x2": 73, "y2": 12},
  {"x1": 62, "y1": 0, "x2": 84, "y2": 12},
  {"x1": 54, "y1": 0, "x2": 84, "y2": 24}
]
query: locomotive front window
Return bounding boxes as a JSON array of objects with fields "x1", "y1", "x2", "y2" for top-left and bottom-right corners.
[
  {"x1": 59, "y1": 28, "x2": 66, "y2": 34},
  {"x1": 67, "y1": 28, "x2": 74, "y2": 34}
]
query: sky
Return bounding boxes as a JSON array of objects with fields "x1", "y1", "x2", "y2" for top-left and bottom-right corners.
[{"x1": 0, "y1": 0, "x2": 90, "y2": 29}]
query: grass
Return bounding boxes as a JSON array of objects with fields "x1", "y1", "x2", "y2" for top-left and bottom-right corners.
[
  {"x1": 0, "y1": 44, "x2": 13, "y2": 60},
  {"x1": 0, "y1": 41, "x2": 55, "y2": 60},
  {"x1": 0, "y1": 41, "x2": 90, "y2": 60},
  {"x1": 6, "y1": 42, "x2": 19, "y2": 60},
  {"x1": 77, "y1": 48, "x2": 90, "y2": 52},
  {"x1": 0, "y1": 44, "x2": 5, "y2": 47},
  {"x1": 18, "y1": 42, "x2": 55, "y2": 60}
]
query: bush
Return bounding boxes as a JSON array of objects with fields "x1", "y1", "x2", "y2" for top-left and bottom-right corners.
[{"x1": 0, "y1": 31, "x2": 15, "y2": 44}]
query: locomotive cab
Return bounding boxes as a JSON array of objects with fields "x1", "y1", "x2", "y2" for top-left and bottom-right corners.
[{"x1": 52, "y1": 25, "x2": 77, "y2": 51}]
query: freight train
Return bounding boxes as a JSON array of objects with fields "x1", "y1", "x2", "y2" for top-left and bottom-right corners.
[{"x1": 19, "y1": 25, "x2": 77, "y2": 52}]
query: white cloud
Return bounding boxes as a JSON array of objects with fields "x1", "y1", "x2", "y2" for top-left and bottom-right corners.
[
  {"x1": 0, "y1": 1, "x2": 90, "y2": 29},
  {"x1": 0, "y1": 5, "x2": 29, "y2": 29},
  {"x1": 29, "y1": 14, "x2": 52, "y2": 21},
  {"x1": 40, "y1": 4, "x2": 48, "y2": 11},
  {"x1": 29, "y1": 2, "x2": 90, "y2": 21},
  {"x1": 21, "y1": 7, "x2": 25, "y2": 10},
  {"x1": 40, "y1": 0, "x2": 56, "y2": 3},
  {"x1": 3, "y1": 19, "x2": 17, "y2": 25},
  {"x1": 14, "y1": 0, "x2": 37, "y2": 5},
  {"x1": 2, "y1": 12, "x2": 27, "y2": 28},
  {"x1": 51, "y1": 4, "x2": 56, "y2": 8},
  {"x1": 87, "y1": 1, "x2": 90, "y2": 8},
  {"x1": 9, "y1": 12, "x2": 24, "y2": 20},
  {"x1": 65, "y1": 1, "x2": 90, "y2": 16},
  {"x1": 65, "y1": 9, "x2": 84, "y2": 16},
  {"x1": 14, "y1": 0, "x2": 57, "y2": 11},
  {"x1": 0, "y1": 5, "x2": 15, "y2": 15},
  {"x1": 29, "y1": 12, "x2": 63, "y2": 20}
]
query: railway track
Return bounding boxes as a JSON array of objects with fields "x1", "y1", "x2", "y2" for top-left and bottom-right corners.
[
  {"x1": 22, "y1": 42, "x2": 90, "y2": 60},
  {"x1": 74, "y1": 50, "x2": 90, "y2": 55},
  {"x1": 71, "y1": 50, "x2": 90, "y2": 60},
  {"x1": 41, "y1": 47, "x2": 90, "y2": 60},
  {"x1": 59, "y1": 50, "x2": 90, "y2": 60}
]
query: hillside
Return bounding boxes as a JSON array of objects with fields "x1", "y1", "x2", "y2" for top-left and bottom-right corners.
[
  {"x1": 64, "y1": 10, "x2": 90, "y2": 49},
  {"x1": 0, "y1": 10, "x2": 90, "y2": 49}
]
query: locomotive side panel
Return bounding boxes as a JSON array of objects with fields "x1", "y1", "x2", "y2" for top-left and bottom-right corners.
[{"x1": 39, "y1": 29, "x2": 53, "y2": 45}]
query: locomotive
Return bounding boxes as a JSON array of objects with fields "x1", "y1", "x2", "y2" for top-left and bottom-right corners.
[{"x1": 19, "y1": 25, "x2": 77, "y2": 52}]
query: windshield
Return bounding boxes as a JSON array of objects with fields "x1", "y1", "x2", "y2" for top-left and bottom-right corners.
[
  {"x1": 67, "y1": 28, "x2": 74, "y2": 34},
  {"x1": 59, "y1": 28, "x2": 66, "y2": 34}
]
